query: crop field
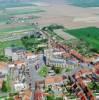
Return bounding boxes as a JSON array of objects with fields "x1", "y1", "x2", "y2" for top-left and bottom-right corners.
[
  {"x1": 0, "y1": 5, "x2": 44, "y2": 34},
  {"x1": 0, "y1": 4, "x2": 45, "y2": 58},
  {"x1": 0, "y1": 25, "x2": 34, "y2": 34},
  {"x1": 0, "y1": 2, "x2": 33, "y2": 9},
  {"x1": 65, "y1": 27, "x2": 99, "y2": 51},
  {"x1": 54, "y1": 29, "x2": 76, "y2": 41},
  {"x1": 0, "y1": 6, "x2": 44, "y2": 23}
]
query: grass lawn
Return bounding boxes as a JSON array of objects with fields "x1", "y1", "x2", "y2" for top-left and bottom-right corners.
[
  {"x1": 0, "y1": 40, "x2": 24, "y2": 55},
  {"x1": 38, "y1": 66, "x2": 48, "y2": 77},
  {"x1": 65, "y1": 27, "x2": 99, "y2": 50},
  {"x1": 65, "y1": 68, "x2": 72, "y2": 72}
]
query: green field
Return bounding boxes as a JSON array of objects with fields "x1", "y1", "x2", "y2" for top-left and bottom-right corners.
[
  {"x1": 0, "y1": 40, "x2": 24, "y2": 55},
  {"x1": 65, "y1": 27, "x2": 99, "y2": 51}
]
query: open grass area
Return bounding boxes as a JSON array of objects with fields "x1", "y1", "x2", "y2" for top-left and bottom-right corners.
[
  {"x1": 0, "y1": 40, "x2": 24, "y2": 55},
  {"x1": 38, "y1": 66, "x2": 48, "y2": 77},
  {"x1": 65, "y1": 27, "x2": 99, "y2": 51}
]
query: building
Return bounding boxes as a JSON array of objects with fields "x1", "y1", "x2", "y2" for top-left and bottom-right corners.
[
  {"x1": 14, "y1": 83, "x2": 27, "y2": 92},
  {"x1": 25, "y1": 52, "x2": 38, "y2": 60},
  {"x1": 45, "y1": 76, "x2": 63, "y2": 86},
  {"x1": 0, "y1": 62, "x2": 8, "y2": 75},
  {"x1": 14, "y1": 60, "x2": 26, "y2": 69},
  {"x1": 92, "y1": 57, "x2": 99, "y2": 75},
  {"x1": 5, "y1": 47, "x2": 26, "y2": 61}
]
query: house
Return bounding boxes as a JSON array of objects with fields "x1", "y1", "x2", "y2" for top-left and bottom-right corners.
[
  {"x1": 92, "y1": 57, "x2": 99, "y2": 75},
  {"x1": 8, "y1": 63, "x2": 15, "y2": 68},
  {"x1": 22, "y1": 89, "x2": 32, "y2": 100},
  {"x1": 14, "y1": 61, "x2": 26, "y2": 69},
  {"x1": 0, "y1": 62, "x2": 8, "y2": 75},
  {"x1": 34, "y1": 87, "x2": 43, "y2": 100},
  {"x1": 45, "y1": 76, "x2": 63, "y2": 86},
  {"x1": 14, "y1": 96, "x2": 22, "y2": 100},
  {"x1": 14, "y1": 83, "x2": 27, "y2": 92},
  {"x1": 25, "y1": 52, "x2": 38, "y2": 60}
]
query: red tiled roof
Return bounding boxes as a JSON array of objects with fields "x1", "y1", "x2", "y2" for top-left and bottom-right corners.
[
  {"x1": 34, "y1": 88, "x2": 43, "y2": 100},
  {"x1": 0, "y1": 62, "x2": 7, "y2": 69},
  {"x1": 14, "y1": 61, "x2": 25, "y2": 65},
  {"x1": 25, "y1": 52, "x2": 33, "y2": 56},
  {"x1": 70, "y1": 50, "x2": 84, "y2": 61},
  {"x1": 45, "y1": 76, "x2": 63, "y2": 84}
]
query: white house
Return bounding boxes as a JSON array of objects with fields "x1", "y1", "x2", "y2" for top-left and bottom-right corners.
[
  {"x1": 25, "y1": 52, "x2": 38, "y2": 60},
  {"x1": 14, "y1": 83, "x2": 27, "y2": 92}
]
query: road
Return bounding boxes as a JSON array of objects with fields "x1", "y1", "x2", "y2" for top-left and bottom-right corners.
[{"x1": 25, "y1": 55, "x2": 44, "y2": 100}]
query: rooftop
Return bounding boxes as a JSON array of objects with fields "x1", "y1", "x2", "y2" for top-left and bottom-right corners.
[
  {"x1": 0, "y1": 62, "x2": 7, "y2": 69},
  {"x1": 14, "y1": 60, "x2": 25, "y2": 65},
  {"x1": 45, "y1": 76, "x2": 63, "y2": 85}
]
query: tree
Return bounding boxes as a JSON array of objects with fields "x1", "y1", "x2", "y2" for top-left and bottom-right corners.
[
  {"x1": 54, "y1": 67, "x2": 62, "y2": 74},
  {"x1": 46, "y1": 85, "x2": 55, "y2": 100},
  {"x1": 1, "y1": 80, "x2": 8, "y2": 92}
]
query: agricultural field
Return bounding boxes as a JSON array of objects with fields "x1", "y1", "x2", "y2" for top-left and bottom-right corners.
[
  {"x1": 0, "y1": 5, "x2": 44, "y2": 34},
  {"x1": 65, "y1": 27, "x2": 99, "y2": 53},
  {"x1": 54, "y1": 29, "x2": 76, "y2": 41},
  {"x1": 0, "y1": 2, "x2": 33, "y2": 9},
  {"x1": 0, "y1": 6, "x2": 44, "y2": 24},
  {"x1": 0, "y1": 25, "x2": 34, "y2": 34},
  {"x1": 0, "y1": 4, "x2": 45, "y2": 61}
]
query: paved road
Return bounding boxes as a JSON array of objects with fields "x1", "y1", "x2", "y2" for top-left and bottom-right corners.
[{"x1": 25, "y1": 55, "x2": 44, "y2": 100}]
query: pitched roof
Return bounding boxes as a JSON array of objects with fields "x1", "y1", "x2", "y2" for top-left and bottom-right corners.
[
  {"x1": 45, "y1": 76, "x2": 63, "y2": 84},
  {"x1": 25, "y1": 52, "x2": 33, "y2": 56},
  {"x1": 14, "y1": 61, "x2": 25, "y2": 65},
  {"x1": 14, "y1": 96, "x2": 22, "y2": 100},
  {"x1": 0, "y1": 62, "x2": 7, "y2": 69},
  {"x1": 23, "y1": 89, "x2": 32, "y2": 100}
]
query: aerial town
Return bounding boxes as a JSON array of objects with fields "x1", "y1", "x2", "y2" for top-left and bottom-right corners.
[{"x1": 0, "y1": 0, "x2": 99, "y2": 100}]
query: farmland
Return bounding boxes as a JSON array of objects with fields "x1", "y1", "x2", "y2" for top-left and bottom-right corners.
[
  {"x1": 0, "y1": 4, "x2": 45, "y2": 60},
  {"x1": 0, "y1": 2, "x2": 33, "y2": 9},
  {"x1": 65, "y1": 27, "x2": 99, "y2": 53},
  {"x1": 0, "y1": 25, "x2": 34, "y2": 34},
  {"x1": 0, "y1": 5, "x2": 44, "y2": 34}
]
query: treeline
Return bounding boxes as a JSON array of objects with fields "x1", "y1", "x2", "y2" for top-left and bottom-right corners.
[{"x1": 42, "y1": 24, "x2": 64, "y2": 31}]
